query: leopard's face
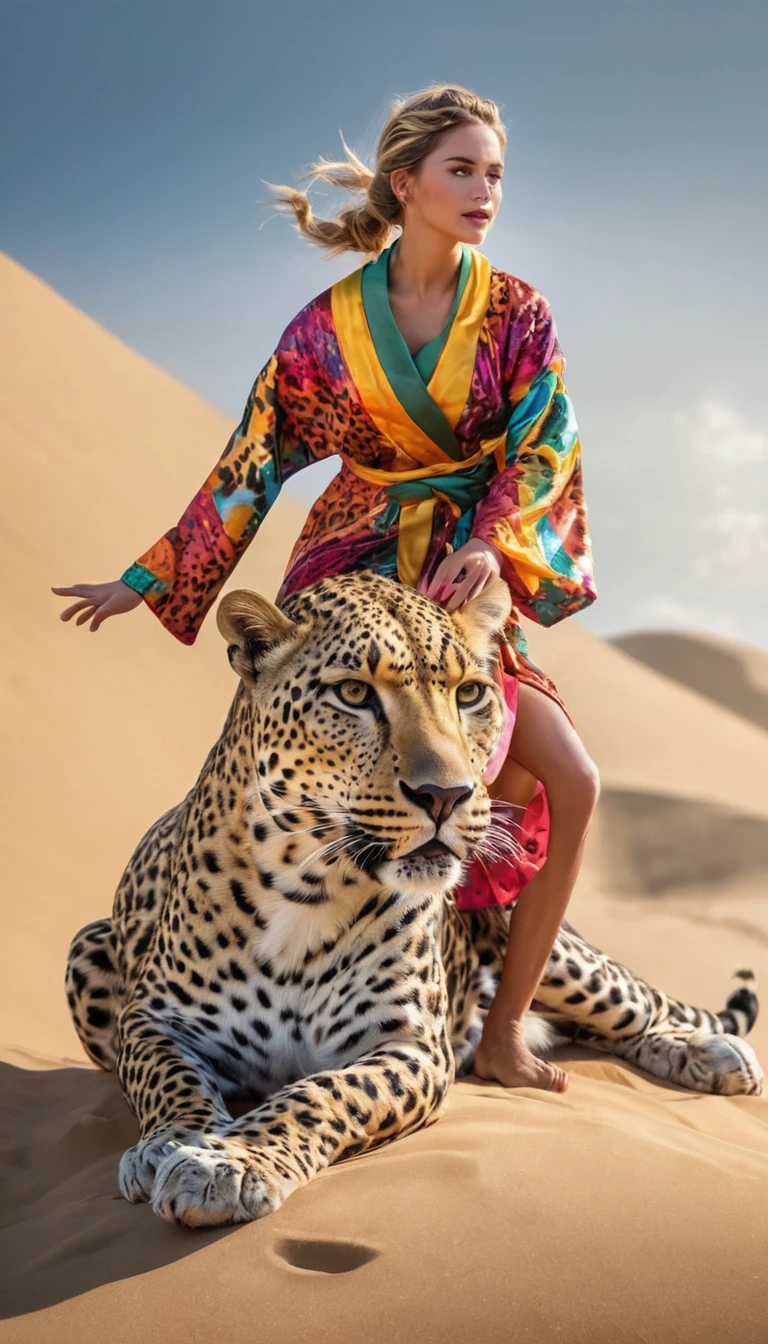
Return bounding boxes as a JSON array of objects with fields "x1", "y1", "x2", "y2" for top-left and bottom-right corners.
[{"x1": 217, "y1": 571, "x2": 513, "y2": 900}]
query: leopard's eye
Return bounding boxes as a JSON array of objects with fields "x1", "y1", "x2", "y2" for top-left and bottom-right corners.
[
  {"x1": 334, "y1": 679, "x2": 374, "y2": 708},
  {"x1": 456, "y1": 681, "x2": 486, "y2": 707}
]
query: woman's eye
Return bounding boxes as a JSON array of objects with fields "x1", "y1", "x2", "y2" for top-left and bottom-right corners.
[
  {"x1": 452, "y1": 168, "x2": 501, "y2": 184},
  {"x1": 335, "y1": 680, "x2": 375, "y2": 708},
  {"x1": 456, "y1": 682, "x2": 486, "y2": 707}
]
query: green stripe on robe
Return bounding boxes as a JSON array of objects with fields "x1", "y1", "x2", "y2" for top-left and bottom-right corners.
[{"x1": 361, "y1": 240, "x2": 496, "y2": 556}]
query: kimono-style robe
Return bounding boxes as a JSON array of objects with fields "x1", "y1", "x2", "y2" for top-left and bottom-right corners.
[{"x1": 121, "y1": 241, "x2": 597, "y2": 909}]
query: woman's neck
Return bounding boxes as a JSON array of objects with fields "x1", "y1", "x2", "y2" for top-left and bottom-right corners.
[{"x1": 387, "y1": 230, "x2": 464, "y2": 303}]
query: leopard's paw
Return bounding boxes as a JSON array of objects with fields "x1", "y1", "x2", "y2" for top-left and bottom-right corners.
[
  {"x1": 118, "y1": 1127, "x2": 213, "y2": 1204},
  {"x1": 150, "y1": 1140, "x2": 291, "y2": 1227},
  {"x1": 683, "y1": 1030, "x2": 765, "y2": 1097}
]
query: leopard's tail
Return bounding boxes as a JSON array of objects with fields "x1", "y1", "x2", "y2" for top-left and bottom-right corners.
[
  {"x1": 716, "y1": 969, "x2": 759, "y2": 1037},
  {"x1": 658, "y1": 967, "x2": 759, "y2": 1038},
  {"x1": 65, "y1": 917, "x2": 124, "y2": 1070}
]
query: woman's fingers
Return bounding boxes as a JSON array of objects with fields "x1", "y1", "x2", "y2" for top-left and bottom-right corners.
[
  {"x1": 53, "y1": 585, "x2": 101, "y2": 620},
  {"x1": 53, "y1": 579, "x2": 143, "y2": 631},
  {"x1": 90, "y1": 600, "x2": 119, "y2": 631},
  {"x1": 444, "y1": 579, "x2": 480, "y2": 612},
  {"x1": 437, "y1": 557, "x2": 495, "y2": 611},
  {"x1": 446, "y1": 574, "x2": 489, "y2": 611},
  {"x1": 82, "y1": 603, "x2": 116, "y2": 631},
  {"x1": 59, "y1": 599, "x2": 96, "y2": 622},
  {"x1": 430, "y1": 562, "x2": 470, "y2": 601},
  {"x1": 426, "y1": 546, "x2": 476, "y2": 595},
  {"x1": 424, "y1": 565, "x2": 458, "y2": 599},
  {"x1": 423, "y1": 546, "x2": 501, "y2": 608}
]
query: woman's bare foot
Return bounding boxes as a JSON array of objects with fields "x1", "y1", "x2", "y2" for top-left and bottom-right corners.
[{"x1": 474, "y1": 1018, "x2": 569, "y2": 1092}]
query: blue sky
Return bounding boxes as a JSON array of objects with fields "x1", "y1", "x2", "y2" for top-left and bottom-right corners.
[{"x1": 3, "y1": 0, "x2": 767, "y2": 650}]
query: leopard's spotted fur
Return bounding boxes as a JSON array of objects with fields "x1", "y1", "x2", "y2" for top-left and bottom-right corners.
[{"x1": 66, "y1": 572, "x2": 763, "y2": 1227}]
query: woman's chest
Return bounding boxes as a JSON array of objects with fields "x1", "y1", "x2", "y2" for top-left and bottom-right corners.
[
  {"x1": 323, "y1": 357, "x2": 510, "y2": 473},
  {"x1": 388, "y1": 291, "x2": 456, "y2": 356}
]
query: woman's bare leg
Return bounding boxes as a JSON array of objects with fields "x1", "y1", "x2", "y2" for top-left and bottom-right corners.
[{"x1": 474, "y1": 680, "x2": 600, "y2": 1091}]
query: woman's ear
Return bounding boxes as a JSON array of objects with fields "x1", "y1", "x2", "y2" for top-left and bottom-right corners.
[{"x1": 389, "y1": 167, "x2": 411, "y2": 207}]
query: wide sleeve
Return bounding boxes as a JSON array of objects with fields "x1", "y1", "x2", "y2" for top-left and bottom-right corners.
[
  {"x1": 120, "y1": 345, "x2": 316, "y2": 646},
  {"x1": 470, "y1": 294, "x2": 597, "y2": 627}
]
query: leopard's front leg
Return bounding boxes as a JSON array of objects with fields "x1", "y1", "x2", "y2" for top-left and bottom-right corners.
[
  {"x1": 116, "y1": 1005, "x2": 234, "y2": 1204},
  {"x1": 150, "y1": 1039, "x2": 453, "y2": 1228}
]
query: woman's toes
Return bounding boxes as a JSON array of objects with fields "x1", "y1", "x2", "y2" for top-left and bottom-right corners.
[{"x1": 545, "y1": 1062, "x2": 568, "y2": 1092}]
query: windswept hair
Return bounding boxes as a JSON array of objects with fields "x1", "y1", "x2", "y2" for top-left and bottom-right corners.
[{"x1": 266, "y1": 84, "x2": 506, "y2": 258}]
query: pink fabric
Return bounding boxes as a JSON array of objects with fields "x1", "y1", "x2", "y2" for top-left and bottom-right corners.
[{"x1": 453, "y1": 667, "x2": 551, "y2": 911}]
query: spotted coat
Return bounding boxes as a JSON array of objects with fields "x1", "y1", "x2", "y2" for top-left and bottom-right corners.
[{"x1": 66, "y1": 573, "x2": 763, "y2": 1227}]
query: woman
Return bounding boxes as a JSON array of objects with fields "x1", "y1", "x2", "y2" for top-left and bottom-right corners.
[{"x1": 52, "y1": 84, "x2": 600, "y2": 1095}]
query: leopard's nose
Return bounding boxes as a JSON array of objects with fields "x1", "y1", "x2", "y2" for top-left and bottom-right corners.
[{"x1": 400, "y1": 780, "x2": 474, "y2": 827}]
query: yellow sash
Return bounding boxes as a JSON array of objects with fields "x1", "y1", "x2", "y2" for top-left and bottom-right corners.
[{"x1": 339, "y1": 441, "x2": 507, "y2": 588}]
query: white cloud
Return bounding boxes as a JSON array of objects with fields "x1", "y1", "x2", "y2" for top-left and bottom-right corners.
[
  {"x1": 574, "y1": 393, "x2": 768, "y2": 652},
  {"x1": 674, "y1": 397, "x2": 767, "y2": 464},
  {"x1": 681, "y1": 401, "x2": 768, "y2": 575}
]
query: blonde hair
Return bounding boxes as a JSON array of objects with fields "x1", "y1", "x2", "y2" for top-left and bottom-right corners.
[{"x1": 266, "y1": 84, "x2": 506, "y2": 259}]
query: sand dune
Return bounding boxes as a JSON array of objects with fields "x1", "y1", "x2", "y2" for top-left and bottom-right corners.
[
  {"x1": 522, "y1": 618, "x2": 768, "y2": 816},
  {"x1": 520, "y1": 620, "x2": 768, "y2": 908},
  {"x1": 0, "y1": 252, "x2": 308, "y2": 1058},
  {"x1": 611, "y1": 630, "x2": 768, "y2": 734},
  {"x1": 1, "y1": 252, "x2": 767, "y2": 1343}
]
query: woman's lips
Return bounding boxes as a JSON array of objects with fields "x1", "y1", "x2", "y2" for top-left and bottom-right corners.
[{"x1": 463, "y1": 212, "x2": 490, "y2": 222}]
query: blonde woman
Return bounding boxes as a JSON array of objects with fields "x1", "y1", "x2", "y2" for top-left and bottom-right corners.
[{"x1": 53, "y1": 84, "x2": 600, "y2": 1094}]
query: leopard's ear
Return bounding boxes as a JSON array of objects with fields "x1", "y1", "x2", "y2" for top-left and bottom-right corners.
[
  {"x1": 216, "y1": 589, "x2": 299, "y2": 684},
  {"x1": 448, "y1": 575, "x2": 512, "y2": 663}
]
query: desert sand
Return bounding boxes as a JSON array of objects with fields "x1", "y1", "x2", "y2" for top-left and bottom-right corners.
[{"x1": 1, "y1": 251, "x2": 767, "y2": 1342}]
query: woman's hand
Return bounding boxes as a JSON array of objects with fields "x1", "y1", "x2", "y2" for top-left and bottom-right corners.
[
  {"x1": 51, "y1": 579, "x2": 144, "y2": 632},
  {"x1": 419, "y1": 538, "x2": 503, "y2": 612}
]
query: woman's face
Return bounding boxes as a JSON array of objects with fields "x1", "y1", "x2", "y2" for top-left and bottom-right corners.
[{"x1": 392, "y1": 120, "x2": 504, "y2": 246}]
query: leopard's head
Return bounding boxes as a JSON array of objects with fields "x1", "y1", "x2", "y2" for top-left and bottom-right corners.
[{"x1": 217, "y1": 570, "x2": 512, "y2": 901}]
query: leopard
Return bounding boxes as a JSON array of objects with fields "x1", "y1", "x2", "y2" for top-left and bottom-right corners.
[{"x1": 65, "y1": 570, "x2": 764, "y2": 1229}]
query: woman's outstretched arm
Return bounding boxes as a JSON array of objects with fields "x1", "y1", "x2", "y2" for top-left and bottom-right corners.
[{"x1": 53, "y1": 336, "x2": 319, "y2": 644}]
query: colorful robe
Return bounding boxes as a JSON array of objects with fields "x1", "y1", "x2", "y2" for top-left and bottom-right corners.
[{"x1": 121, "y1": 241, "x2": 597, "y2": 909}]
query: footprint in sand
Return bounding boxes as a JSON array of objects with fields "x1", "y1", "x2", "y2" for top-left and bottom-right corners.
[{"x1": 275, "y1": 1238, "x2": 379, "y2": 1274}]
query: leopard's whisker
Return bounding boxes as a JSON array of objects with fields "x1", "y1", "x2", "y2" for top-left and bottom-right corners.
[{"x1": 295, "y1": 835, "x2": 353, "y2": 872}]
